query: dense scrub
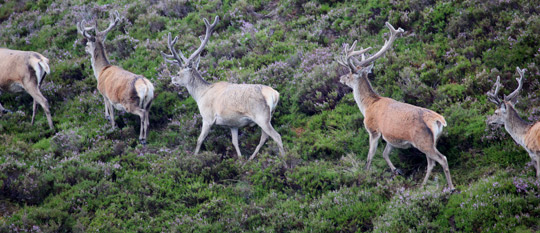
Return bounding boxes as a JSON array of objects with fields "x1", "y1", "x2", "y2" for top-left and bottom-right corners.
[{"x1": 1, "y1": 0, "x2": 540, "y2": 231}]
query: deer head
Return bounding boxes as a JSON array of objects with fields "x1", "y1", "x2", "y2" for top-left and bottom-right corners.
[
  {"x1": 77, "y1": 11, "x2": 121, "y2": 58},
  {"x1": 336, "y1": 22, "x2": 404, "y2": 88},
  {"x1": 161, "y1": 16, "x2": 219, "y2": 87},
  {"x1": 486, "y1": 67, "x2": 526, "y2": 126}
]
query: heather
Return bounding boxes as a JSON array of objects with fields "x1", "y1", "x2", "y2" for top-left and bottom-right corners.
[{"x1": 1, "y1": 0, "x2": 540, "y2": 232}]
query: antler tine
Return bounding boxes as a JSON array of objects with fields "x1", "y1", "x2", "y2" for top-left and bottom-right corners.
[
  {"x1": 355, "y1": 22, "x2": 404, "y2": 67},
  {"x1": 336, "y1": 44, "x2": 352, "y2": 72},
  {"x1": 349, "y1": 46, "x2": 372, "y2": 70},
  {"x1": 161, "y1": 32, "x2": 189, "y2": 66},
  {"x1": 336, "y1": 42, "x2": 356, "y2": 73},
  {"x1": 504, "y1": 67, "x2": 525, "y2": 103},
  {"x1": 97, "y1": 10, "x2": 121, "y2": 38},
  {"x1": 77, "y1": 20, "x2": 95, "y2": 39},
  {"x1": 186, "y1": 16, "x2": 220, "y2": 63},
  {"x1": 487, "y1": 76, "x2": 503, "y2": 105}
]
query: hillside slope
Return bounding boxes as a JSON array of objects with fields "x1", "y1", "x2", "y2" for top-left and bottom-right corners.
[{"x1": 1, "y1": 0, "x2": 540, "y2": 231}]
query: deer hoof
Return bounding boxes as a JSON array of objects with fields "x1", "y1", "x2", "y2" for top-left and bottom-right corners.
[
  {"x1": 394, "y1": 168, "x2": 404, "y2": 176},
  {"x1": 2, "y1": 109, "x2": 12, "y2": 114},
  {"x1": 139, "y1": 139, "x2": 147, "y2": 145}
]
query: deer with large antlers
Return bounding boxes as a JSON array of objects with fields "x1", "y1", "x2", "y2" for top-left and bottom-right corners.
[
  {"x1": 0, "y1": 48, "x2": 54, "y2": 129},
  {"x1": 162, "y1": 16, "x2": 285, "y2": 160},
  {"x1": 336, "y1": 22, "x2": 455, "y2": 190},
  {"x1": 77, "y1": 11, "x2": 154, "y2": 144},
  {"x1": 487, "y1": 67, "x2": 539, "y2": 179}
]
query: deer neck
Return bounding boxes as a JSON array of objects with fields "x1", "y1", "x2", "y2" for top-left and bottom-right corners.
[
  {"x1": 352, "y1": 76, "x2": 380, "y2": 116},
  {"x1": 90, "y1": 42, "x2": 110, "y2": 81},
  {"x1": 186, "y1": 71, "x2": 211, "y2": 103},
  {"x1": 504, "y1": 104, "x2": 531, "y2": 146}
]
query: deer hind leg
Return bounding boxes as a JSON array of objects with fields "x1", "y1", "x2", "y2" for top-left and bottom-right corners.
[
  {"x1": 103, "y1": 97, "x2": 111, "y2": 121},
  {"x1": 31, "y1": 100, "x2": 37, "y2": 125},
  {"x1": 144, "y1": 109, "x2": 150, "y2": 142},
  {"x1": 421, "y1": 157, "x2": 436, "y2": 188},
  {"x1": 365, "y1": 131, "x2": 381, "y2": 170},
  {"x1": 230, "y1": 127, "x2": 243, "y2": 158},
  {"x1": 255, "y1": 119, "x2": 285, "y2": 158},
  {"x1": 248, "y1": 130, "x2": 269, "y2": 161},
  {"x1": 194, "y1": 121, "x2": 212, "y2": 155},
  {"x1": 425, "y1": 149, "x2": 455, "y2": 190},
  {"x1": 382, "y1": 143, "x2": 397, "y2": 172},
  {"x1": 0, "y1": 101, "x2": 11, "y2": 114},
  {"x1": 24, "y1": 83, "x2": 53, "y2": 130},
  {"x1": 130, "y1": 108, "x2": 147, "y2": 144},
  {"x1": 533, "y1": 152, "x2": 540, "y2": 179}
]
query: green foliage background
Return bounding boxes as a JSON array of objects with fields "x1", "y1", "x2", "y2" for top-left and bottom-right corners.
[{"x1": 1, "y1": 0, "x2": 540, "y2": 231}]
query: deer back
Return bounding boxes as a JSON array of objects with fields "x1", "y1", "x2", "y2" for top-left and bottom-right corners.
[
  {"x1": 365, "y1": 97, "x2": 446, "y2": 145},
  {"x1": 97, "y1": 65, "x2": 153, "y2": 108},
  {"x1": 201, "y1": 82, "x2": 278, "y2": 118}
]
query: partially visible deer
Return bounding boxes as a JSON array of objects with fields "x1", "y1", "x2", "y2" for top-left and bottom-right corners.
[
  {"x1": 77, "y1": 11, "x2": 154, "y2": 144},
  {"x1": 0, "y1": 48, "x2": 54, "y2": 129},
  {"x1": 336, "y1": 22, "x2": 455, "y2": 190},
  {"x1": 487, "y1": 67, "x2": 539, "y2": 179},
  {"x1": 161, "y1": 16, "x2": 285, "y2": 160}
]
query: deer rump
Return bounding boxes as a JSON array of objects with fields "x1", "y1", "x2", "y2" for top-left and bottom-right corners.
[
  {"x1": 0, "y1": 49, "x2": 49, "y2": 92},
  {"x1": 204, "y1": 82, "x2": 279, "y2": 128},
  {"x1": 98, "y1": 66, "x2": 153, "y2": 111},
  {"x1": 365, "y1": 97, "x2": 447, "y2": 148}
]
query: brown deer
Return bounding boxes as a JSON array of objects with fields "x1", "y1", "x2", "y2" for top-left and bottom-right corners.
[
  {"x1": 487, "y1": 67, "x2": 539, "y2": 179},
  {"x1": 0, "y1": 48, "x2": 54, "y2": 129},
  {"x1": 336, "y1": 22, "x2": 455, "y2": 190},
  {"x1": 161, "y1": 16, "x2": 285, "y2": 160},
  {"x1": 77, "y1": 11, "x2": 154, "y2": 144}
]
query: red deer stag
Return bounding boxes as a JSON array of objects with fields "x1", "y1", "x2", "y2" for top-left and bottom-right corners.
[
  {"x1": 77, "y1": 11, "x2": 154, "y2": 144},
  {"x1": 161, "y1": 16, "x2": 285, "y2": 160},
  {"x1": 336, "y1": 22, "x2": 455, "y2": 190},
  {"x1": 487, "y1": 67, "x2": 539, "y2": 179},
  {"x1": 0, "y1": 48, "x2": 54, "y2": 129}
]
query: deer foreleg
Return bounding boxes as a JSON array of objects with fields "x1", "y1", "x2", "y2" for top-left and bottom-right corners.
[
  {"x1": 194, "y1": 121, "x2": 212, "y2": 155},
  {"x1": 382, "y1": 143, "x2": 397, "y2": 172},
  {"x1": 365, "y1": 132, "x2": 381, "y2": 170}
]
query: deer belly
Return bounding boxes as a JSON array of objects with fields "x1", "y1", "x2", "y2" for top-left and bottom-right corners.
[
  {"x1": 215, "y1": 115, "x2": 253, "y2": 127},
  {"x1": 8, "y1": 83, "x2": 24, "y2": 92},
  {"x1": 382, "y1": 135, "x2": 412, "y2": 149},
  {"x1": 112, "y1": 102, "x2": 126, "y2": 112}
]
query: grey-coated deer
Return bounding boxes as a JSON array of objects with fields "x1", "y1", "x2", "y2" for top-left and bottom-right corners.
[
  {"x1": 161, "y1": 16, "x2": 285, "y2": 160},
  {"x1": 0, "y1": 48, "x2": 54, "y2": 129},
  {"x1": 487, "y1": 67, "x2": 539, "y2": 179},
  {"x1": 336, "y1": 22, "x2": 455, "y2": 190},
  {"x1": 77, "y1": 11, "x2": 154, "y2": 144}
]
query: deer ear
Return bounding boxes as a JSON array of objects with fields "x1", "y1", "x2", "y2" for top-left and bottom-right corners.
[
  {"x1": 500, "y1": 103, "x2": 507, "y2": 113},
  {"x1": 361, "y1": 64, "x2": 374, "y2": 74}
]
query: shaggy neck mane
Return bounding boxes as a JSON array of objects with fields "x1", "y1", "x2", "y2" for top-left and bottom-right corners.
[
  {"x1": 186, "y1": 70, "x2": 211, "y2": 102},
  {"x1": 504, "y1": 103, "x2": 531, "y2": 145},
  {"x1": 91, "y1": 42, "x2": 110, "y2": 80},
  {"x1": 352, "y1": 74, "x2": 381, "y2": 115}
]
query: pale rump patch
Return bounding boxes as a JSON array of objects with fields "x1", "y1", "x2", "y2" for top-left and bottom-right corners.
[
  {"x1": 261, "y1": 86, "x2": 279, "y2": 112},
  {"x1": 134, "y1": 78, "x2": 155, "y2": 109},
  {"x1": 422, "y1": 111, "x2": 447, "y2": 141}
]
